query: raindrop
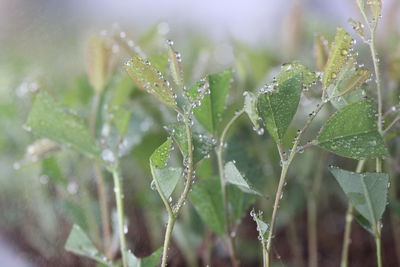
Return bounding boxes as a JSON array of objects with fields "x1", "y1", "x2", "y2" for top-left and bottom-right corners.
[{"x1": 101, "y1": 149, "x2": 115, "y2": 163}]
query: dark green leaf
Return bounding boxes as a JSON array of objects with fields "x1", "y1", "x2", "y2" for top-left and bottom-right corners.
[
  {"x1": 188, "y1": 69, "x2": 232, "y2": 133},
  {"x1": 190, "y1": 179, "x2": 225, "y2": 235},
  {"x1": 165, "y1": 123, "x2": 214, "y2": 163},
  {"x1": 26, "y1": 92, "x2": 99, "y2": 157},
  {"x1": 257, "y1": 74, "x2": 303, "y2": 143},
  {"x1": 316, "y1": 99, "x2": 388, "y2": 159}
]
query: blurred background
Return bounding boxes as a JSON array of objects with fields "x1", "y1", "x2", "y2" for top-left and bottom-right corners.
[{"x1": 1, "y1": 0, "x2": 400, "y2": 266}]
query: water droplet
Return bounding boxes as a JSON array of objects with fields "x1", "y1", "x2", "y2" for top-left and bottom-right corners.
[
  {"x1": 67, "y1": 181, "x2": 79, "y2": 194},
  {"x1": 150, "y1": 180, "x2": 156, "y2": 190},
  {"x1": 101, "y1": 149, "x2": 115, "y2": 163}
]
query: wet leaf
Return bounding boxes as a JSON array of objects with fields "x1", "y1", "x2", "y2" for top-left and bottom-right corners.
[
  {"x1": 368, "y1": 0, "x2": 382, "y2": 22},
  {"x1": 314, "y1": 34, "x2": 330, "y2": 71},
  {"x1": 348, "y1": 18, "x2": 365, "y2": 38},
  {"x1": 151, "y1": 167, "x2": 182, "y2": 198},
  {"x1": 65, "y1": 224, "x2": 109, "y2": 265},
  {"x1": 166, "y1": 41, "x2": 184, "y2": 89},
  {"x1": 150, "y1": 138, "x2": 172, "y2": 168},
  {"x1": 327, "y1": 59, "x2": 371, "y2": 99},
  {"x1": 125, "y1": 55, "x2": 176, "y2": 108},
  {"x1": 26, "y1": 91, "x2": 99, "y2": 157},
  {"x1": 149, "y1": 139, "x2": 180, "y2": 199},
  {"x1": 316, "y1": 99, "x2": 388, "y2": 159},
  {"x1": 277, "y1": 61, "x2": 317, "y2": 88},
  {"x1": 127, "y1": 247, "x2": 162, "y2": 267},
  {"x1": 224, "y1": 161, "x2": 261, "y2": 195},
  {"x1": 329, "y1": 167, "x2": 389, "y2": 227},
  {"x1": 250, "y1": 209, "x2": 269, "y2": 243},
  {"x1": 187, "y1": 69, "x2": 232, "y2": 133},
  {"x1": 86, "y1": 35, "x2": 112, "y2": 93},
  {"x1": 166, "y1": 122, "x2": 214, "y2": 163},
  {"x1": 190, "y1": 179, "x2": 225, "y2": 235},
  {"x1": 243, "y1": 91, "x2": 261, "y2": 131},
  {"x1": 257, "y1": 74, "x2": 303, "y2": 144},
  {"x1": 323, "y1": 27, "x2": 354, "y2": 88}
]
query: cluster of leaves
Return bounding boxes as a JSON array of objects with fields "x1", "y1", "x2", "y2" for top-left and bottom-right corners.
[{"x1": 17, "y1": 4, "x2": 399, "y2": 265}]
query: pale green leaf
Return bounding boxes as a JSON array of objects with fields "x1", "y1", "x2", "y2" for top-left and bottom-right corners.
[
  {"x1": 277, "y1": 61, "x2": 317, "y2": 88},
  {"x1": 65, "y1": 224, "x2": 109, "y2": 265},
  {"x1": 323, "y1": 27, "x2": 354, "y2": 88},
  {"x1": 86, "y1": 35, "x2": 112, "y2": 93},
  {"x1": 189, "y1": 179, "x2": 226, "y2": 235},
  {"x1": 243, "y1": 91, "x2": 261, "y2": 130},
  {"x1": 330, "y1": 167, "x2": 389, "y2": 226},
  {"x1": 127, "y1": 247, "x2": 162, "y2": 267},
  {"x1": 166, "y1": 41, "x2": 184, "y2": 89},
  {"x1": 26, "y1": 91, "x2": 99, "y2": 157},
  {"x1": 125, "y1": 55, "x2": 176, "y2": 108},
  {"x1": 151, "y1": 167, "x2": 182, "y2": 198},
  {"x1": 224, "y1": 161, "x2": 261, "y2": 195},
  {"x1": 316, "y1": 99, "x2": 388, "y2": 159},
  {"x1": 250, "y1": 209, "x2": 269, "y2": 243}
]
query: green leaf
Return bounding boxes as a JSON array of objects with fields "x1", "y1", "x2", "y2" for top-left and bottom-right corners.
[
  {"x1": 109, "y1": 106, "x2": 131, "y2": 136},
  {"x1": 165, "y1": 123, "x2": 214, "y2": 163},
  {"x1": 149, "y1": 139, "x2": 181, "y2": 199},
  {"x1": 65, "y1": 224, "x2": 109, "y2": 265},
  {"x1": 316, "y1": 99, "x2": 388, "y2": 159},
  {"x1": 368, "y1": 0, "x2": 382, "y2": 22},
  {"x1": 151, "y1": 167, "x2": 182, "y2": 198},
  {"x1": 127, "y1": 247, "x2": 162, "y2": 267},
  {"x1": 250, "y1": 209, "x2": 269, "y2": 243},
  {"x1": 41, "y1": 156, "x2": 67, "y2": 185},
  {"x1": 86, "y1": 35, "x2": 112, "y2": 93},
  {"x1": 26, "y1": 91, "x2": 99, "y2": 157},
  {"x1": 323, "y1": 27, "x2": 354, "y2": 88},
  {"x1": 329, "y1": 167, "x2": 389, "y2": 227},
  {"x1": 125, "y1": 55, "x2": 177, "y2": 108},
  {"x1": 277, "y1": 61, "x2": 317, "y2": 88},
  {"x1": 150, "y1": 138, "x2": 172, "y2": 168},
  {"x1": 243, "y1": 91, "x2": 261, "y2": 131},
  {"x1": 257, "y1": 74, "x2": 303, "y2": 143},
  {"x1": 190, "y1": 179, "x2": 226, "y2": 235},
  {"x1": 166, "y1": 40, "x2": 184, "y2": 89},
  {"x1": 188, "y1": 69, "x2": 232, "y2": 133},
  {"x1": 224, "y1": 161, "x2": 261, "y2": 195}
]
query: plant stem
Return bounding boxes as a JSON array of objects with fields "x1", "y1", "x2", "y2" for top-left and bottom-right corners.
[
  {"x1": 340, "y1": 204, "x2": 353, "y2": 267},
  {"x1": 265, "y1": 101, "x2": 327, "y2": 266},
  {"x1": 161, "y1": 216, "x2": 176, "y2": 267},
  {"x1": 158, "y1": 110, "x2": 195, "y2": 267},
  {"x1": 95, "y1": 163, "x2": 112, "y2": 254},
  {"x1": 112, "y1": 168, "x2": 128, "y2": 267},
  {"x1": 215, "y1": 109, "x2": 245, "y2": 267},
  {"x1": 265, "y1": 162, "x2": 289, "y2": 267},
  {"x1": 307, "y1": 153, "x2": 325, "y2": 267},
  {"x1": 89, "y1": 91, "x2": 112, "y2": 253},
  {"x1": 340, "y1": 159, "x2": 366, "y2": 267}
]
